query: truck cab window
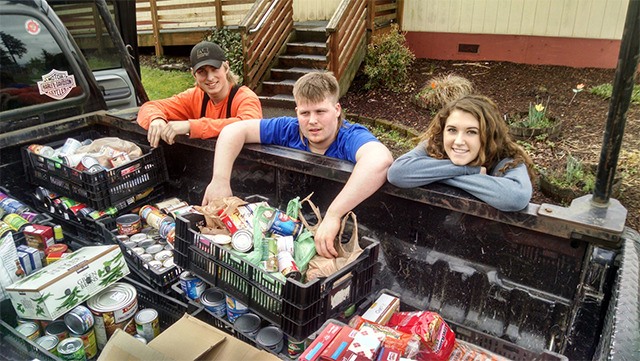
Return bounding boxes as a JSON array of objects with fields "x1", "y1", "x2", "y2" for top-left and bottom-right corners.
[
  {"x1": 0, "y1": 14, "x2": 83, "y2": 112},
  {"x1": 50, "y1": 1, "x2": 122, "y2": 72}
]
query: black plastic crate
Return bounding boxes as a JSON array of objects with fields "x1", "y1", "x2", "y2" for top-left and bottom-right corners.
[
  {"x1": 0, "y1": 300, "x2": 60, "y2": 361},
  {"x1": 22, "y1": 135, "x2": 168, "y2": 210},
  {"x1": 175, "y1": 213, "x2": 380, "y2": 340},
  {"x1": 97, "y1": 218, "x2": 182, "y2": 293}
]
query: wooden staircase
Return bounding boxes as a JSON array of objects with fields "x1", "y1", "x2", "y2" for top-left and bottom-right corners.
[{"x1": 259, "y1": 21, "x2": 329, "y2": 109}]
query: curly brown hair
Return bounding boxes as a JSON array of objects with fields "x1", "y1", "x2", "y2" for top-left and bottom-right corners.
[{"x1": 420, "y1": 94, "x2": 536, "y2": 180}]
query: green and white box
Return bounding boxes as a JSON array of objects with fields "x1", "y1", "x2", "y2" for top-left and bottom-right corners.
[{"x1": 6, "y1": 245, "x2": 129, "y2": 320}]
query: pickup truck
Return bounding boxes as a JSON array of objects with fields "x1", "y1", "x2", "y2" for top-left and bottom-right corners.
[{"x1": 1, "y1": 1, "x2": 638, "y2": 360}]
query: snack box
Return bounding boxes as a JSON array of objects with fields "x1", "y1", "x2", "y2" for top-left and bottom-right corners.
[
  {"x1": 361, "y1": 293, "x2": 400, "y2": 325},
  {"x1": 6, "y1": 245, "x2": 129, "y2": 320},
  {"x1": 23, "y1": 224, "x2": 54, "y2": 259}
]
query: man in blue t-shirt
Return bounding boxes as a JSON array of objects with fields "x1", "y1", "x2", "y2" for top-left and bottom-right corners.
[{"x1": 202, "y1": 71, "x2": 393, "y2": 258}]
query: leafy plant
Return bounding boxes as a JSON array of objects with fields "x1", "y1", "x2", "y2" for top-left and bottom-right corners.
[
  {"x1": 507, "y1": 96, "x2": 555, "y2": 129},
  {"x1": 545, "y1": 155, "x2": 595, "y2": 193},
  {"x1": 590, "y1": 83, "x2": 640, "y2": 104},
  {"x1": 364, "y1": 24, "x2": 415, "y2": 92},
  {"x1": 203, "y1": 28, "x2": 244, "y2": 82},
  {"x1": 414, "y1": 74, "x2": 474, "y2": 110}
]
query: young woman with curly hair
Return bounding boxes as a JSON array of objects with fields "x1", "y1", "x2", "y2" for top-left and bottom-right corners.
[{"x1": 387, "y1": 94, "x2": 535, "y2": 211}]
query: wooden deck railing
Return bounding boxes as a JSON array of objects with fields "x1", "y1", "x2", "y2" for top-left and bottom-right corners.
[
  {"x1": 238, "y1": 0, "x2": 293, "y2": 89},
  {"x1": 327, "y1": 0, "x2": 368, "y2": 95},
  {"x1": 136, "y1": 0, "x2": 255, "y2": 55},
  {"x1": 368, "y1": 0, "x2": 403, "y2": 31}
]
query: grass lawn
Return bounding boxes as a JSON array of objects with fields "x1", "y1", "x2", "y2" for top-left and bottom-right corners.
[{"x1": 141, "y1": 66, "x2": 194, "y2": 100}]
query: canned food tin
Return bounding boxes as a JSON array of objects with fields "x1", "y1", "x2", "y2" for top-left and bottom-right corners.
[
  {"x1": 80, "y1": 156, "x2": 100, "y2": 170},
  {"x1": 64, "y1": 305, "x2": 94, "y2": 335},
  {"x1": 135, "y1": 308, "x2": 160, "y2": 342},
  {"x1": 139, "y1": 205, "x2": 172, "y2": 230},
  {"x1": 132, "y1": 247, "x2": 145, "y2": 255},
  {"x1": 277, "y1": 251, "x2": 302, "y2": 281},
  {"x1": 200, "y1": 288, "x2": 227, "y2": 318},
  {"x1": 87, "y1": 282, "x2": 138, "y2": 350},
  {"x1": 16, "y1": 321, "x2": 41, "y2": 341},
  {"x1": 287, "y1": 336, "x2": 307, "y2": 358},
  {"x1": 35, "y1": 335, "x2": 60, "y2": 356},
  {"x1": 58, "y1": 138, "x2": 82, "y2": 157},
  {"x1": 45, "y1": 319, "x2": 69, "y2": 341},
  {"x1": 261, "y1": 238, "x2": 278, "y2": 272},
  {"x1": 138, "y1": 238, "x2": 156, "y2": 249},
  {"x1": 57, "y1": 337, "x2": 86, "y2": 361},
  {"x1": 145, "y1": 244, "x2": 164, "y2": 255},
  {"x1": 0, "y1": 196, "x2": 29, "y2": 214},
  {"x1": 146, "y1": 260, "x2": 163, "y2": 270},
  {"x1": 69, "y1": 328, "x2": 97, "y2": 360},
  {"x1": 256, "y1": 326, "x2": 284, "y2": 353},
  {"x1": 225, "y1": 295, "x2": 249, "y2": 323},
  {"x1": 133, "y1": 334, "x2": 148, "y2": 344},
  {"x1": 139, "y1": 253, "x2": 154, "y2": 263},
  {"x1": 154, "y1": 250, "x2": 173, "y2": 262},
  {"x1": 268, "y1": 210, "x2": 302, "y2": 238},
  {"x1": 276, "y1": 236, "x2": 295, "y2": 256},
  {"x1": 129, "y1": 233, "x2": 148, "y2": 244},
  {"x1": 233, "y1": 313, "x2": 262, "y2": 338},
  {"x1": 162, "y1": 257, "x2": 174, "y2": 268},
  {"x1": 231, "y1": 229, "x2": 253, "y2": 252},
  {"x1": 116, "y1": 214, "x2": 142, "y2": 235},
  {"x1": 179, "y1": 271, "x2": 205, "y2": 301}
]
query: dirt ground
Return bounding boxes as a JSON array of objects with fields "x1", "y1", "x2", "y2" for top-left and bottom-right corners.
[{"x1": 340, "y1": 59, "x2": 640, "y2": 231}]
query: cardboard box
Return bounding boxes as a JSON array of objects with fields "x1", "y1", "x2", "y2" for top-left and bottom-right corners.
[
  {"x1": 98, "y1": 314, "x2": 280, "y2": 361},
  {"x1": 320, "y1": 325, "x2": 357, "y2": 360},
  {"x1": 300, "y1": 322, "x2": 344, "y2": 361},
  {"x1": 16, "y1": 245, "x2": 42, "y2": 272},
  {"x1": 361, "y1": 293, "x2": 400, "y2": 325},
  {"x1": 23, "y1": 224, "x2": 54, "y2": 259},
  {"x1": 6, "y1": 245, "x2": 129, "y2": 320}
]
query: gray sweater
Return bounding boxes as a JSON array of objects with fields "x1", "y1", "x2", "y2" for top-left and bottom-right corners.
[{"x1": 387, "y1": 143, "x2": 532, "y2": 211}]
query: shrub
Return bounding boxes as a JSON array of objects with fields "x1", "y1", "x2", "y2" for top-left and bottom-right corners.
[
  {"x1": 590, "y1": 82, "x2": 640, "y2": 104},
  {"x1": 203, "y1": 28, "x2": 244, "y2": 83},
  {"x1": 414, "y1": 74, "x2": 473, "y2": 110},
  {"x1": 364, "y1": 24, "x2": 415, "y2": 92}
]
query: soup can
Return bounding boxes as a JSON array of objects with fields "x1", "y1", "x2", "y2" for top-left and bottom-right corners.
[
  {"x1": 45, "y1": 319, "x2": 69, "y2": 341},
  {"x1": 200, "y1": 288, "x2": 227, "y2": 318},
  {"x1": 64, "y1": 305, "x2": 94, "y2": 335},
  {"x1": 69, "y1": 328, "x2": 97, "y2": 360},
  {"x1": 276, "y1": 236, "x2": 295, "y2": 256},
  {"x1": 116, "y1": 214, "x2": 142, "y2": 235},
  {"x1": 179, "y1": 271, "x2": 205, "y2": 301},
  {"x1": 16, "y1": 321, "x2": 41, "y2": 341},
  {"x1": 287, "y1": 336, "x2": 307, "y2": 358},
  {"x1": 133, "y1": 334, "x2": 148, "y2": 344},
  {"x1": 58, "y1": 138, "x2": 82, "y2": 157},
  {"x1": 277, "y1": 251, "x2": 301, "y2": 281},
  {"x1": 35, "y1": 335, "x2": 60, "y2": 356},
  {"x1": 135, "y1": 308, "x2": 160, "y2": 342},
  {"x1": 256, "y1": 326, "x2": 284, "y2": 354},
  {"x1": 57, "y1": 337, "x2": 86, "y2": 361},
  {"x1": 0, "y1": 196, "x2": 29, "y2": 214},
  {"x1": 231, "y1": 229, "x2": 253, "y2": 253},
  {"x1": 233, "y1": 313, "x2": 261, "y2": 338},
  {"x1": 268, "y1": 210, "x2": 302, "y2": 238},
  {"x1": 225, "y1": 295, "x2": 249, "y2": 323},
  {"x1": 87, "y1": 282, "x2": 138, "y2": 350},
  {"x1": 139, "y1": 205, "x2": 172, "y2": 230}
]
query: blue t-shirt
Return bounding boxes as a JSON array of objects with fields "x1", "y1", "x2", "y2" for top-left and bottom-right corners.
[{"x1": 259, "y1": 117, "x2": 378, "y2": 163}]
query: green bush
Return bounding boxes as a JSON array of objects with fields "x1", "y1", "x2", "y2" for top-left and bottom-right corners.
[
  {"x1": 364, "y1": 24, "x2": 415, "y2": 92},
  {"x1": 203, "y1": 28, "x2": 244, "y2": 83}
]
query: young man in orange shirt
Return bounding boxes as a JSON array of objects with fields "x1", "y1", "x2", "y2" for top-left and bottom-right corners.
[{"x1": 137, "y1": 41, "x2": 262, "y2": 147}]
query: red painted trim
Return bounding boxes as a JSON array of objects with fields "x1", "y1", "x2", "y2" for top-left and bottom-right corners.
[{"x1": 404, "y1": 32, "x2": 620, "y2": 69}]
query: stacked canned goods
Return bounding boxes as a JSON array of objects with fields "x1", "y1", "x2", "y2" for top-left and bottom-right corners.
[
  {"x1": 86, "y1": 282, "x2": 138, "y2": 350},
  {"x1": 139, "y1": 205, "x2": 176, "y2": 244}
]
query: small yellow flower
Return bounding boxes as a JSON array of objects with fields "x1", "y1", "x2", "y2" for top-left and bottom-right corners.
[{"x1": 535, "y1": 103, "x2": 545, "y2": 112}]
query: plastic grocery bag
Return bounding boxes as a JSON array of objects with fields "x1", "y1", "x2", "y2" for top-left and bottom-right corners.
[
  {"x1": 74, "y1": 137, "x2": 143, "y2": 168},
  {"x1": 305, "y1": 211, "x2": 363, "y2": 281}
]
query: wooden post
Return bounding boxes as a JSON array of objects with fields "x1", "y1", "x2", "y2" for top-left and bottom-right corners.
[
  {"x1": 92, "y1": 3, "x2": 104, "y2": 53},
  {"x1": 149, "y1": 0, "x2": 163, "y2": 56},
  {"x1": 396, "y1": 0, "x2": 404, "y2": 29},
  {"x1": 215, "y1": 0, "x2": 223, "y2": 29},
  {"x1": 367, "y1": 0, "x2": 374, "y2": 32}
]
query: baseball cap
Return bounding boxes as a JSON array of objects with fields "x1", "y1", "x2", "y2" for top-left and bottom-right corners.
[{"x1": 190, "y1": 41, "x2": 226, "y2": 71}]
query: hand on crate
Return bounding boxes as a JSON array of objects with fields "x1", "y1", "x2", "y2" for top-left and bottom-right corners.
[
  {"x1": 148, "y1": 118, "x2": 168, "y2": 147},
  {"x1": 314, "y1": 213, "x2": 341, "y2": 258},
  {"x1": 202, "y1": 178, "x2": 232, "y2": 206},
  {"x1": 161, "y1": 121, "x2": 191, "y2": 145}
]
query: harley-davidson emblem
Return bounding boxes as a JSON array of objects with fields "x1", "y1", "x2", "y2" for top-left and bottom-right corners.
[{"x1": 37, "y1": 69, "x2": 76, "y2": 100}]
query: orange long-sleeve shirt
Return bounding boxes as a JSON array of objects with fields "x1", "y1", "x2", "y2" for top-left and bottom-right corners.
[{"x1": 136, "y1": 85, "x2": 262, "y2": 139}]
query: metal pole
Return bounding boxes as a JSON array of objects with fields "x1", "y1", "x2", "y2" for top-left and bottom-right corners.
[{"x1": 593, "y1": 0, "x2": 640, "y2": 205}]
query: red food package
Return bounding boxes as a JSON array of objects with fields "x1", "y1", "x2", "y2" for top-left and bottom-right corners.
[{"x1": 387, "y1": 311, "x2": 455, "y2": 361}]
